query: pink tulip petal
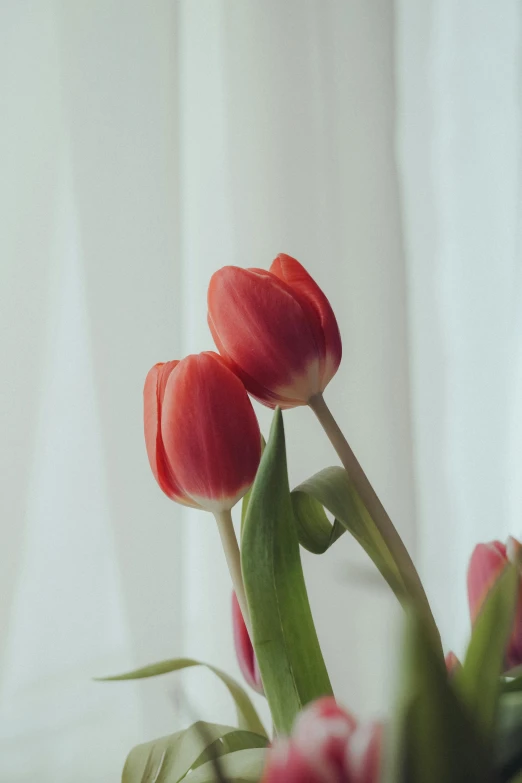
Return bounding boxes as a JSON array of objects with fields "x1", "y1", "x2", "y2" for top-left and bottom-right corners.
[
  {"x1": 294, "y1": 698, "x2": 356, "y2": 775},
  {"x1": 345, "y1": 722, "x2": 382, "y2": 783},
  {"x1": 262, "y1": 739, "x2": 342, "y2": 783},
  {"x1": 232, "y1": 592, "x2": 264, "y2": 695},
  {"x1": 467, "y1": 541, "x2": 508, "y2": 623},
  {"x1": 444, "y1": 651, "x2": 461, "y2": 676},
  {"x1": 467, "y1": 537, "x2": 522, "y2": 671}
]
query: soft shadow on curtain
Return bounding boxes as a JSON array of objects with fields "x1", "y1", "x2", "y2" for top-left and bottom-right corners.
[{"x1": 3, "y1": 1, "x2": 520, "y2": 781}]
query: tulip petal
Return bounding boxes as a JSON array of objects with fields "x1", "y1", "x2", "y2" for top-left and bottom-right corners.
[
  {"x1": 467, "y1": 541, "x2": 507, "y2": 623},
  {"x1": 467, "y1": 538, "x2": 522, "y2": 672},
  {"x1": 208, "y1": 266, "x2": 324, "y2": 407},
  {"x1": 261, "y1": 739, "x2": 342, "y2": 783},
  {"x1": 345, "y1": 722, "x2": 382, "y2": 783},
  {"x1": 232, "y1": 592, "x2": 264, "y2": 695},
  {"x1": 143, "y1": 361, "x2": 200, "y2": 507},
  {"x1": 270, "y1": 254, "x2": 342, "y2": 389},
  {"x1": 161, "y1": 352, "x2": 261, "y2": 512},
  {"x1": 294, "y1": 698, "x2": 357, "y2": 774},
  {"x1": 445, "y1": 651, "x2": 461, "y2": 676}
]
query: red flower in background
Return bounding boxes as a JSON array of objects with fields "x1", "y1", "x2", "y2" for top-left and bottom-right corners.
[
  {"x1": 261, "y1": 697, "x2": 382, "y2": 783},
  {"x1": 232, "y1": 592, "x2": 264, "y2": 695},
  {"x1": 467, "y1": 536, "x2": 522, "y2": 670},
  {"x1": 208, "y1": 254, "x2": 342, "y2": 409},
  {"x1": 144, "y1": 352, "x2": 261, "y2": 512}
]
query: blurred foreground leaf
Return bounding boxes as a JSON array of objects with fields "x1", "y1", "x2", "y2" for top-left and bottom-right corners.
[{"x1": 456, "y1": 563, "x2": 518, "y2": 736}]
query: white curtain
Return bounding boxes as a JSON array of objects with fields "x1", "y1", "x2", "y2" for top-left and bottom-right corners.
[
  {"x1": 0, "y1": 1, "x2": 520, "y2": 780},
  {"x1": 396, "y1": 0, "x2": 522, "y2": 653}
]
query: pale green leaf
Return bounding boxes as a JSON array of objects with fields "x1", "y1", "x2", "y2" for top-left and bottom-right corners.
[
  {"x1": 122, "y1": 723, "x2": 267, "y2": 783},
  {"x1": 292, "y1": 466, "x2": 405, "y2": 598},
  {"x1": 178, "y1": 748, "x2": 266, "y2": 783},
  {"x1": 98, "y1": 658, "x2": 266, "y2": 737},
  {"x1": 122, "y1": 730, "x2": 184, "y2": 783},
  {"x1": 190, "y1": 730, "x2": 268, "y2": 773}
]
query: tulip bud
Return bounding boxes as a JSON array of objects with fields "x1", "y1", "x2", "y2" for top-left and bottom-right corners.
[
  {"x1": 232, "y1": 592, "x2": 264, "y2": 695},
  {"x1": 143, "y1": 352, "x2": 261, "y2": 512},
  {"x1": 208, "y1": 254, "x2": 342, "y2": 409},
  {"x1": 293, "y1": 697, "x2": 357, "y2": 772},
  {"x1": 261, "y1": 698, "x2": 361, "y2": 783},
  {"x1": 444, "y1": 651, "x2": 461, "y2": 677},
  {"x1": 467, "y1": 537, "x2": 522, "y2": 670}
]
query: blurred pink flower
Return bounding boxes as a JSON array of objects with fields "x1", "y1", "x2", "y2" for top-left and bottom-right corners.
[
  {"x1": 261, "y1": 697, "x2": 382, "y2": 783},
  {"x1": 467, "y1": 536, "x2": 522, "y2": 671}
]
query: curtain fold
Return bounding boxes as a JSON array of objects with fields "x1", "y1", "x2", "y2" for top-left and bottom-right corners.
[{"x1": 396, "y1": 0, "x2": 522, "y2": 653}]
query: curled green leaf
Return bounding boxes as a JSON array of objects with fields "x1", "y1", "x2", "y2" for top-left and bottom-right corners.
[{"x1": 97, "y1": 658, "x2": 266, "y2": 737}]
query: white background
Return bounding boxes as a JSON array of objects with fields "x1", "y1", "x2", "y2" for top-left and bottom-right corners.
[{"x1": 1, "y1": 1, "x2": 521, "y2": 779}]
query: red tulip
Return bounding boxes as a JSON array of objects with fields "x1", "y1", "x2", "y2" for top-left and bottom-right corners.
[
  {"x1": 261, "y1": 698, "x2": 382, "y2": 783},
  {"x1": 144, "y1": 352, "x2": 261, "y2": 512},
  {"x1": 207, "y1": 254, "x2": 342, "y2": 409},
  {"x1": 232, "y1": 592, "x2": 263, "y2": 695},
  {"x1": 467, "y1": 537, "x2": 522, "y2": 670}
]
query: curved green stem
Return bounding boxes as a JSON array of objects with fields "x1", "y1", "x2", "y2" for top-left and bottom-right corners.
[
  {"x1": 214, "y1": 508, "x2": 252, "y2": 636},
  {"x1": 309, "y1": 393, "x2": 441, "y2": 651}
]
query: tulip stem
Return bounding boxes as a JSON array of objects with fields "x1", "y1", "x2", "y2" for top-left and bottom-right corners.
[
  {"x1": 309, "y1": 393, "x2": 440, "y2": 648},
  {"x1": 214, "y1": 509, "x2": 252, "y2": 636}
]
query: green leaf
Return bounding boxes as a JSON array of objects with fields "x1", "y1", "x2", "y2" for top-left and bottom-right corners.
[
  {"x1": 456, "y1": 563, "x2": 518, "y2": 737},
  {"x1": 98, "y1": 658, "x2": 266, "y2": 737},
  {"x1": 178, "y1": 748, "x2": 266, "y2": 783},
  {"x1": 290, "y1": 489, "x2": 345, "y2": 554},
  {"x1": 122, "y1": 723, "x2": 267, "y2": 783},
  {"x1": 190, "y1": 730, "x2": 268, "y2": 773},
  {"x1": 292, "y1": 466, "x2": 405, "y2": 597},
  {"x1": 496, "y1": 692, "x2": 522, "y2": 781},
  {"x1": 389, "y1": 610, "x2": 493, "y2": 783},
  {"x1": 240, "y1": 436, "x2": 266, "y2": 540},
  {"x1": 241, "y1": 408, "x2": 333, "y2": 734},
  {"x1": 122, "y1": 730, "x2": 184, "y2": 783}
]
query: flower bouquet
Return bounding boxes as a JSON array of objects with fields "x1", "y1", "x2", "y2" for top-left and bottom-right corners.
[{"x1": 102, "y1": 255, "x2": 522, "y2": 782}]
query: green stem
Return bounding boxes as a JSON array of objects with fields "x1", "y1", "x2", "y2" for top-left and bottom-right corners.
[
  {"x1": 214, "y1": 508, "x2": 252, "y2": 636},
  {"x1": 309, "y1": 393, "x2": 441, "y2": 649}
]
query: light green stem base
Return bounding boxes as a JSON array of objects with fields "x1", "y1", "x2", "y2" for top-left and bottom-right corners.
[{"x1": 214, "y1": 508, "x2": 252, "y2": 636}]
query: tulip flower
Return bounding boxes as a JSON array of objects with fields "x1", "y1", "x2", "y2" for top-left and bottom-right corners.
[
  {"x1": 467, "y1": 536, "x2": 522, "y2": 670},
  {"x1": 232, "y1": 592, "x2": 264, "y2": 695},
  {"x1": 144, "y1": 351, "x2": 262, "y2": 628},
  {"x1": 261, "y1": 697, "x2": 382, "y2": 783},
  {"x1": 144, "y1": 351, "x2": 261, "y2": 512},
  {"x1": 208, "y1": 256, "x2": 436, "y2": 643},
  {"x1": 208, "y1": 253, "x2": 342, "y2": 409}
]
